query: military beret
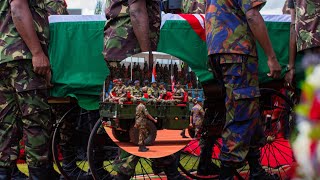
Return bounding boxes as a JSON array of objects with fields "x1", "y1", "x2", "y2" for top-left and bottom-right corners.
[
  {"x1": 134, "y1": 80, "x2": 140, "y2": 84},
  {"x1": 141, "y1": 97, "x2": 148, "y2": 102},
  {"x1": 113, "y1": 79, "x2": 118, "y2": 83},
  {"x1": 144, "y1": 80, "x2": 149, "y2": 83}
]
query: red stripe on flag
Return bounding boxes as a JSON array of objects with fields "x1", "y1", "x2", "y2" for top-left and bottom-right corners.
[{"x1": 178, "y1": 14, "x2": 206, "y2": 41}]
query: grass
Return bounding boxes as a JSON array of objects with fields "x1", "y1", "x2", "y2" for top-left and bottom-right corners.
[{"x1": 17, "y1": 154, "x2": 199, "y2": 177}]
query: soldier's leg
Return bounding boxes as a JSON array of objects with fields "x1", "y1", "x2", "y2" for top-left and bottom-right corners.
[
  {"x1": 138, "y1": 127, "x2": 149, "y2": 152},
  {"x1": 113, "y1": 150, "x2": 140, "y2": 179},
  {"x1": 15, "y1": 61, "x2": 53, "y2": 179},
  {"x1": 0, "y1": 63, "x2": 22, "y2": 179}
]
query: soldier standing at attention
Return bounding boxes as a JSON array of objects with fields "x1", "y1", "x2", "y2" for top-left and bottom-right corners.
[
  {"x1": 0, "y1": 0, "x2": 53, "y2": 179},
  {"x1": 189, "y1": 97, "x2": 205, "y2": 138},
  {"x1": 134, "y1": 97, "x2": 157, "y2": 152},
  {"x1": 205, "y1": 0, "x2": 282, "y2": 179}
]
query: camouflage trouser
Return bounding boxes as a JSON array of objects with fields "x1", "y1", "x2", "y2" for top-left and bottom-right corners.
[
  {"x1": 138, "y1": 127, "x2": 147, "y2": 146},
  {"x1": 113, "y1": 150, "x2": 178, "y2": 176},
  {"x1": 135, "y1": 120, "x2": 147, "y2": 146},
  {"x1": 209, "y1": 54, "x2": 264, "y2": 167},
  {"x1": 194, "y1": 118, "x2": 203, "y2": 138},
  {"x1": 0, "y1": 60, "x2": 52, "y2": 167}
]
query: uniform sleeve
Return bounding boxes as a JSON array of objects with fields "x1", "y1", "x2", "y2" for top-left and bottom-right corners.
[
  {"x1": 238, "y1": 0, "x2": 266, "y2": 14},
  {"x1": 143, "y1": 106, "x2": 149, "y2": 116},
  {"x1": 200, "y1": 107, "x2": 205, "y2": 117},
  {"x1": 287, "y1": 0, "x2": 295, "y2": 9}
]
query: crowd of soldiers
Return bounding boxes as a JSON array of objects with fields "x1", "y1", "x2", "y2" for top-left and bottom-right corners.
[
  {"x1": 107, "y1": 78, "x2": 189, "y2": 106},
  {"x1": 109, "y1": 62, "x2": 200, "y2": 89}
]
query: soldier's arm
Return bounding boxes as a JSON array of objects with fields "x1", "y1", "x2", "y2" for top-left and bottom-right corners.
[
  {"x1": 10, "y1": 0, "x2": 51, "y2": 76},
  {"x1": 246, "y1": 6, "x2": 281, "y2": 79},
  {"x1": 144, "y1": 107, "x2": 157, "y2": 122},
  {"x1": 128, "y1": 0, "x2": 150, "y2": 51}
]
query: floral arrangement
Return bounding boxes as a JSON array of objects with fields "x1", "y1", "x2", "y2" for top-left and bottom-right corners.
[{"x1": 293, "y1": 54, "x2": 320, "y2": 179}]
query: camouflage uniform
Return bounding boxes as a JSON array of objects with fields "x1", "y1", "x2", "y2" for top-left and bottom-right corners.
[
  {"x1": 46, "y1": 0, "x2": 69, "y2": 15},
  {"x1": 131, "y1": 86, "x2": 143, "y2": 103},
  {"x1": 168, "y1": 88, "x2": 185, "y2": 105},
  {"x1": 181, "y1": 0, "x2": 205, "y2": 14},
  {"x1": 134, "y1": 103, "x2": 150, "y2": 146},
  {"x1": 147, "y1": 86, "x2": 160, "y2": 104},
  {"x1": 103, "y1": 0, "x2": 160, "y2": 62},
  {"x1": 191, "y1": 103, "x2": 205, "y2": 137},
  {"x1": 206, "y1": 0, "x2": 266, "y2": 167},
  {"x1": 109, "y1": 84, "x2": 127, "y2": 104},
  {"x1": 288, "y1": 0, "x2": 320, "y2": 52},
  {"x1": 0, "y1": 0, "x2": 51, "y2": 170}
]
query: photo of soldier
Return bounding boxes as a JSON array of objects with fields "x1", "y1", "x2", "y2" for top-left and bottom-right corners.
[{"x1": 134, "y1": 98, "x2": 158, "y2": 152}]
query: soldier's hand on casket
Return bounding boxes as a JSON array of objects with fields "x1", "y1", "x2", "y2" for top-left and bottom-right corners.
[
  {"x1": 267, "y1": 56, "x2": 282, "y2": 79},
  {"x1": 32, "y1": 52, "x2": 51, "y2": 76}
]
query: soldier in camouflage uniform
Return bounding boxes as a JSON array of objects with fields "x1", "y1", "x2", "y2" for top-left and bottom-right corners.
[
  {"x1": 131, "y1": 80, "x2": 143, "y2": 103},
  {"x1": 134, "y1": 97, "x2": 157, "y2": 152},
  {"x1": 168, "y1": 82, "x2": 185, "y2": 105},
  {"x1": 206, "y1": 0, "x2": 282, "y2": 179},
  {"x1": 46, "y1": 0, "x2": 69, "y2": 15},
  {"x1": 109, "y1": 79, "x2": 127, "y2": 104},
  {"x1": 286, "y1": 0, "x2": 320, "y2": 87},
  {"x1": 0, "y1": 0, "x2": 53, "y2": 179},
  {"x1": 189, "y1": 97, "x2": 205, "y2": 139},
  {"x1": 147, "y1": 81, "x2": 160, "y2": 104},
  {"x1": 181, "y1": 0, "x2": 205, "y2": 14}
]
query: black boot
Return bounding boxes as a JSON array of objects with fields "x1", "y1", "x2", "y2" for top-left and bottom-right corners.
[
  {"x1": 0, "y1": 167, "x2": 11, "y2": 180},
  {"x1": 248, "y1": 158, "x2": 279, "y2": 180},
  {"x1": 28, "y1": 165, "x2": 50, "y2": 180},
  {"x1": 219, "y1": 163, "x2": 235, "y2": 180},
  {"x1": 115, "y1": 172, "x2": 131, "y2": 180},
  {"x1": 163, "y1": 165, "x2": 188, "y2": 180},
  {"x1": 180, "y1": 129, "x2": 188, "y2": 138},
  {"x1": 11, "y1": 164, "x2": 28, "y2": 180},
  {"x1": 138, "y1": 145, "x2": 149, "y2": 152}
]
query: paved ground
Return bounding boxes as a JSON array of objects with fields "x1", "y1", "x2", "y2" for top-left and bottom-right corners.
[{"x1": 105, "y1": 127, "x2": 192, "y2": 158}]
